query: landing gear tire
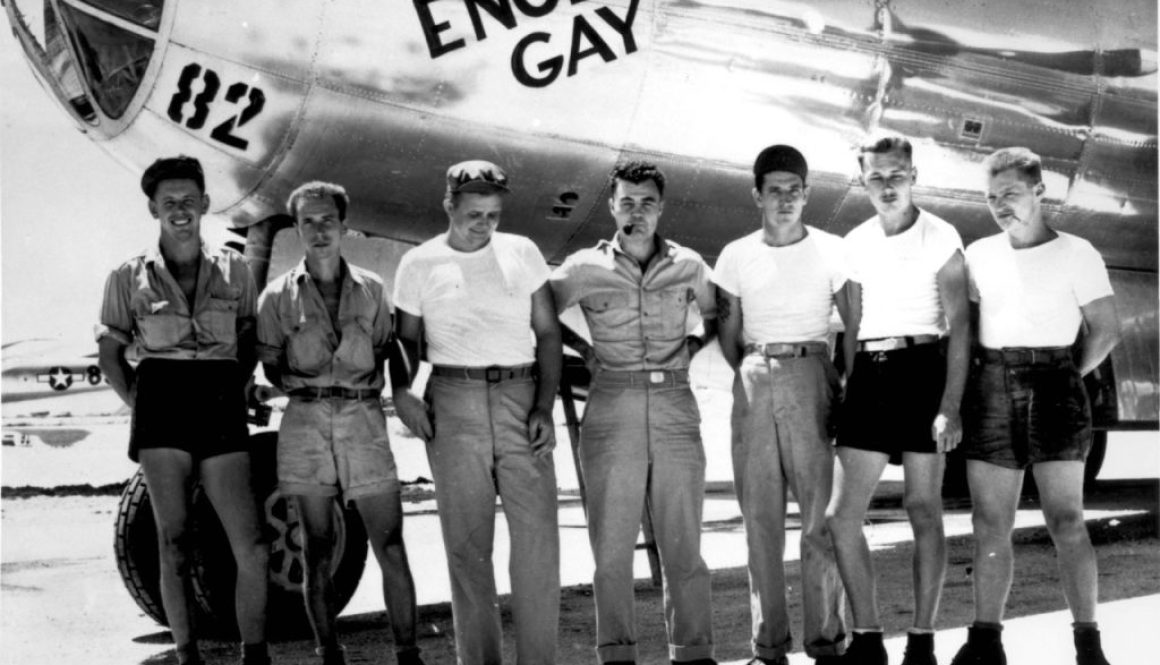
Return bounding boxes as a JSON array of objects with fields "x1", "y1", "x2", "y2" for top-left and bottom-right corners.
[{"x1": 113, "y1": 432, "x2": 369, "y2": 636}]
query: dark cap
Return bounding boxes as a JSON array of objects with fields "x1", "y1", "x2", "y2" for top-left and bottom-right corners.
[
  {"x1": 753, "y1": 145, "x2": 808, "y2": 188},
  {"x1": 446, "y1": 160, "x2": 510, "y2": 195}
]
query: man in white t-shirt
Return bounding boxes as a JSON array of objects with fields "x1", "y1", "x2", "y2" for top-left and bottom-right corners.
[
  {"x1": 390, "y1": 160, "x2": 563, "y2": 665},
  {"x1": 715, "y1": 145, "x2": 849, "y2": 665},
  {"x1": 825, "y1": 134, "x2": 970, "y2": 665},
  {"x1": 949, "y1": 148, "x2": 1121, "y2": 665}
]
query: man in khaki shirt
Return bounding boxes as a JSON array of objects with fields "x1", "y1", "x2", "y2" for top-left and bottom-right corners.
[
  {"x1": 550, "y1": 161, "x2": 717, "y2": 665},
  {"x1": 257, "y1": 182, "x2": 420, "y2": 665}
]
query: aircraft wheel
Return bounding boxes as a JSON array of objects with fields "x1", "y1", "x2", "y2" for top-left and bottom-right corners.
[
  {"x1": 113, "y1": 468, "x2": 166, "y2": 625},
  {"x1": 113, "y1": 433, "x2": 369, "y2": 636},
  {"x1": 189, "y1": 432, "x2": 369, "y2": 636}
]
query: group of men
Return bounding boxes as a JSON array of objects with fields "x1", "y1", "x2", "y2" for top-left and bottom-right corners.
[{"x1": 97, "y1": 133, "x2": 1120, "y2": 665}]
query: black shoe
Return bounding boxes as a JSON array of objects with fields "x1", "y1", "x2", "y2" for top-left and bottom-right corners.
[
  {"x1": 841, "y1": 632, "x2": 887, "y2": 665},
  {"x1": 814, "y1": 656, "x2": 843, "y2": 665},
  {"x1": 316, "y1": 645, "x2": 346, "y2": 665},
  {"x1": 397, "y1": 646, "x2": 424, "y2": 665},
  {"x1": 241, "y1": 642, "x2": 271, "y2": 665},
  {"x1": 900, "y1": 633, "x2": 936, "y2": 665},
  {"x1": 1075, "y1": 627, "x2": 1111, "y2": 665},
  {"x1": 949, "y1": 626, "x2": 1005, "y2": 665},
  {"x1": 673, "y1": 660, "x2": 717, "y2": 665},
  {"x1": 604, "y1": 662, "x2": 635, "y2": 665},
  {"x1": 747, "y1": 658, "x2": 788, "y2": 665}
]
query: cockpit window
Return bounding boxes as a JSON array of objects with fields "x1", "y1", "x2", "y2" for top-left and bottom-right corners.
[
  {"x1": 57, "y1": 2, "x2": 156, "y2": 119},
  {"x1": 78, "y1": 0, "x2": 163, "y2": 30}
]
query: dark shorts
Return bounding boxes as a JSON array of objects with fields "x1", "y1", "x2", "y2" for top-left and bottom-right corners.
[
  {"x1": 961, "y1": 348, "x2": 1091, "y2": 470},
  {"x1": 836, "y1": 342, "x2": 945, "y2": 465},
  {"x1": 129, "y1": 358, "x2": 250, "y2": 462}
]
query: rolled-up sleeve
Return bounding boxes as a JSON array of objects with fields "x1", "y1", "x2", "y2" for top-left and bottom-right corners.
[
  {"x1": 549, "y1": 260, "x2": 584, "y2": 313},
  {"x1": 96, "y1": 268, "x2": 133, "y2": 346},
  {"x1": 255, "y1": 286, "x2": 284, "y2": 365}
]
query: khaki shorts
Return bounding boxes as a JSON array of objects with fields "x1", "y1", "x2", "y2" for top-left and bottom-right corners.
[{"x1": 278, "y1": 396, "x2": 399, "y2": 504}]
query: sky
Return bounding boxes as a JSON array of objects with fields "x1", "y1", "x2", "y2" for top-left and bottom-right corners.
[{"x1": 0, "y1": 28, "x2": 233, "y2": 346}]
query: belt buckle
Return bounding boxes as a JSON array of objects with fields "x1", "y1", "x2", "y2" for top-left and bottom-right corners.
[
  {"x1": 485, "y1": 367, "x2": 503, "y2": 383},
  {"x1": 649, "y1": 371, "x2": 664, "y2": 384}
]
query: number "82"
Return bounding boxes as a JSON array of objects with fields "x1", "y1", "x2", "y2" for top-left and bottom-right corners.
[{"x1": 166, "y1": 63, "x2": 266, "y2": 151}]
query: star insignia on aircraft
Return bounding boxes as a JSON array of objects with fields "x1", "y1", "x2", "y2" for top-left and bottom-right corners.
[{"x1": 47, "y1": 367, "x2": 74, "y2": 391}]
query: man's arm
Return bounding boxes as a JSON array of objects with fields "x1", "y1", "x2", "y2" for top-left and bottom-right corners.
[
  {"x1": 842, "y1": 281, "x2": 862, "y2": 381},
  {"x1": 391, "y1": 310, "x2": 433, "y2": 441},
  {"x1": 934, "y1": 250, "x2": 970, "y2": 452},
  {"x1": 716, "y1": 287, "x2": 743, "y2": 370},
  {"x1": 1077, "y1": 295, "x2": 1121, "y2": 376},
  {"x1": 528, "y1": 283, "x2": 563, "y2": 457},
  {"x1": 98, "y1": 337, "x2": 136, "y2": 409},
  {"x1": 833, "y1": 282, "x2": 853, "y2": 379},
  {"x1": 236, "y1": 317, "x2": 259, "y2": 388}
]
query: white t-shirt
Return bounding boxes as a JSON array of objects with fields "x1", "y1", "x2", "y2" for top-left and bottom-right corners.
[
  {"x1": 845, "y1": 210, "x2": 963, "y2": 339},
  {"x1": 713, "y1": 227, "x2": 846, "y2": 344},
  {"x1": 393, "y1": 231, "x2": 549, "y2": 366},
  {"x1": 966, "y1": 231, "x2": 1113, "y2": 348}
]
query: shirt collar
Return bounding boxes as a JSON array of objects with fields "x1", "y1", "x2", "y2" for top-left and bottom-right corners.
[
  {"x1": 599, "y1": 233, "x2": 674, "y2": 260},
  {"x1": 143, "y1": 240, "x2": 211, "y2": 265},
  {"x1": 292, "y1": 257, "x2": 357, "y2": 289}
]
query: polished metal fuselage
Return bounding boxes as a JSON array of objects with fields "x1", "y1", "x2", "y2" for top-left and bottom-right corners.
[{"x1": 6, "y1": 0, "x2": 1158, "y2": 422}]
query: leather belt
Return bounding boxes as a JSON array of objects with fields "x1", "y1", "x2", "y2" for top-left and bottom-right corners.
[
  {"x1": 746, "y1": 341, "x2": 828, "y2": 359},
  {"x1": 858, "y1": 335, "x2": 940, "y2": 352},
  {"x1": 431, "y1": 364, "x2": 535, "y2": 383},
  {"x1": 978, "y1": 346, "x2": 1072, "y2": 365},
  {"x1": 288, "y1": 386, "x2": 381, "y2": 401},
  {"x1": 595, "y1": 368, "x2": 689, "y2": 386}
]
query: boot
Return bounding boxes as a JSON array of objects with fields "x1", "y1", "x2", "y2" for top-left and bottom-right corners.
[
  {"x1": 900, "y1": 632, "x2": 936, "y2": 665},
  {"x1": 1074, "y1": 625, "x2": 1111, "y2": 665},
  {"x1": 841, "y1": 631, "x2": 887, "y2": 665},
  {"x1": 949, "y1": 624, "x2": 1005, "y2": 665},
  {"x1": 240, "y1": 642, "x2": 271, "y2": 665}
]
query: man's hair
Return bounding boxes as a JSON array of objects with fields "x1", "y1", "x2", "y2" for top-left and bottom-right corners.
[
  {"x1": 984, "y1": 147, "x2": 1043, "y2": 185},
  {"x1": 286, "y1": 181, "x2": 350, "y2": 221},
  {"x1": 856, "y1": 133, "x2": 913, "y2": 170},
  {"x1": 140, "y1": 155, "x2": 205, "y2": 198},
  {"x1": 752, "y1": 145, "x2": 808, "y2": 190},
  {"x1": 608, "y1": 160, "x2": 666, "y2": 197}
]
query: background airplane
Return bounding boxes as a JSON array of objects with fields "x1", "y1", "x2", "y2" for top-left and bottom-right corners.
[
  {"x1": 3, "y1": 0, "x2": 1156, "y2": 632},
  {"x1": 1, "y1": 338, "x2": 110, "y2": 402}
]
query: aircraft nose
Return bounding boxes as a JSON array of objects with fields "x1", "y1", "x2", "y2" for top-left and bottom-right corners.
[{"x1": 5, "y1": 0, "x2": 161, "y2": 128}]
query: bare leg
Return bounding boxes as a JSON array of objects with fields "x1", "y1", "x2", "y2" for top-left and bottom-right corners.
[
  {"x1": 199, "y1": 451, "x2": 269, "y2": 645},
  {"x1": 825, "y1": 447, "x2": 889, "y2": 629},
  {"x1": 900, "y1": 452, "x2": 947, "y2": 629},
  {"x1": 965, "y1": 460, "x2": 1023, "y2": 623},
  {"x1": 1033, "y1": 461, "x2": 1099, "y2": 622},
  {"x1": 295, "y1": 494, "x2": 341, "y2": 650},
  {"x1": 139, "y1": 449, "x2": 199, "y2": 661},
  {"x1": 353, "y1": 492, "x2": 418, "y2": 649}
]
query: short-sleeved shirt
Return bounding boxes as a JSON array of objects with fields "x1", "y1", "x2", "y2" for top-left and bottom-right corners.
[
  {"x1": 550, "y1": 235, "x2": 717, "y2": 371},
  {"x1": 392, "y1": 231, "x2": 549, "y2": 367},
  {"x1": 844, "y1": 210, "x2": 963, "y2": 340},
  {"x1": 713, "y1": 227, "x2": 846, "y2": 344},
  {"x1": 256, "y1": 259, "x2": 393, "y2": 392},
  {"x1": 97, "y1": 242, "x2": 256, "y2": 361},
  {"x1": 966, "y1": 231, "x2": 1113, "y2": 349}
]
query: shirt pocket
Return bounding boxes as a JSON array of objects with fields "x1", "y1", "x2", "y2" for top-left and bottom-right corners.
[
  {"x1": 198, "y1": 295, "x2": 239, "y2": 346},
  {"x1": 336, "y1": 315, "x2": 376, "y2": 371},
  {"x1": 131, "y1": 294, "x2": 187, "y2": 352},
  {"x1": 286, "y1": 318, "x2": 332, "y2": 374},
  {"x1": 582, "y1": 291, "x2": 637, "y2": 342},
  {"x1": 655, "y1": 286, "x2": 693, "y2": 339}
]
